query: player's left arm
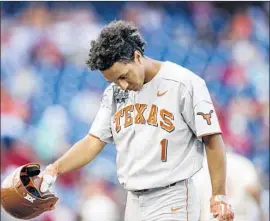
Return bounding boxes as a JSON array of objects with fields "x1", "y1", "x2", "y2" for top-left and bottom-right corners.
[
  {"x1": 179, "y1": 72, "x2": 233, "y2": 220},
  {"x1": 203, "y1": 133, "x2": 226, "y2": 196},
  {"x1": 203, "y1": 133, "x2": 234, "y2": 221}
]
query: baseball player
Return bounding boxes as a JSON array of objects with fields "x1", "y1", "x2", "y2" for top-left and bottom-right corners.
[
  {"x1": 194, "y1": 150, "x2": 264, "y2": 221},
  {"x1": 39, "y1": 20, "x2": 234, "y2": 221}
]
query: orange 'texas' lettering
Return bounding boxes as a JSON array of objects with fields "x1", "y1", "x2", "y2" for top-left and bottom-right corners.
[
  {"x1": 123, "y1": 105, "x2": 134, "y2": 128},
  {"x1": 147, "y1": 104, "x2": 158, "y2": 127},
  {"x1": 114, "y1": 109, "x2": 123, "y2": 133},
  {"x1": 160, "y1": 109, "x2": 175, "y2": 132},
  {"x1": 114, "y1": 104, "x2": 175, "y2": 133},
  {"x1": 135, "y1": 104, "x2": 147, "y2": 124}
]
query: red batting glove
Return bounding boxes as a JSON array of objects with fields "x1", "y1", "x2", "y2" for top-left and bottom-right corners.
[{"x1": 210, "y1": 195, "x2": 234, "y2": 221}]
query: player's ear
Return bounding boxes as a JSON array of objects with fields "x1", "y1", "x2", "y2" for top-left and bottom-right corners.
[{"x1": 134, "y1": 50, "x2": 143, "y2": 65}]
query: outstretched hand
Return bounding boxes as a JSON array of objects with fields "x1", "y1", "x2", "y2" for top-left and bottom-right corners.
[{"x1": 38, "y1": 164, "x2": 58, "y2": 193}]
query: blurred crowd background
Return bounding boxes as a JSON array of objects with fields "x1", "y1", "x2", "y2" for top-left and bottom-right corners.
[{"x1": 1, "y1": 2, "x2": 269, "y2": 221}]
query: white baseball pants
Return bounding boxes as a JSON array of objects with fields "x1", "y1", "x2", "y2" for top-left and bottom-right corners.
[{"x1": 125, "y1": 178, "x2": 200, "y2": 221}]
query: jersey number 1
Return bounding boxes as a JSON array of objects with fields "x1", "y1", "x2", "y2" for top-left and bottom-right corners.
[{"x1": 161, "y1": 139, "x2": 168, "y2": 162}]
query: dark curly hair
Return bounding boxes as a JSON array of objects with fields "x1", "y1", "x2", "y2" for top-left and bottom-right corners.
[{"x1": 86, "y1": 20, "x2": 146, "y2": 71}]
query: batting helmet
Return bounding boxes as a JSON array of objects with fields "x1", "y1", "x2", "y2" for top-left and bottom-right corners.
[{"x1": 1, "y1": 163, "x2": 58, "y2": 220}]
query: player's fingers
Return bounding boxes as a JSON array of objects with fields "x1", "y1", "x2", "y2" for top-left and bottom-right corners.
[
  {"x1": 221, "y1": 204, "x2": 226, "y2": 220},
  {"x1": 220, "y1": 203, "x2": 231, "y2": 221},
  {"x1": 229, "y1": 205, "x2": 234, "y2": 219},
  {"x1": 222, "y1": 214, "x2": 230, "y2": 221},
  {"x1": 223, "y1": 204, "x2": 234, "y2": 220},
  {"x1": 223, "y1": 203, "x2": 229, "y2": 217},
  {"x1": 229, "y1": 210, "x2": 234, "y2": 220},
  {"x1": 224, "y1": 208, "x2": 234, "y2": 221},
  {"x1": 40, "y1": 174, "x2": 56, "y2": 193},
  {"x1": 217, "y1": 205, "x2": 223, "y2": 221},
  {"x1": 211, "y1": 203, "x2": 219, "y2": 216}
]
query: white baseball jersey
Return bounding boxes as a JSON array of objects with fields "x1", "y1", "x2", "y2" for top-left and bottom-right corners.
[
  {"x1": 89, "y1": 61, "x2": 221, "y2": 191},
  {"x1": 194, "y1": 151, "x2": 260, "y2": 221}
]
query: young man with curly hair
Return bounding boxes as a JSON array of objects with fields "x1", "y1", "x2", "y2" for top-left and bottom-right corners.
[{"x1": 39, "y1": 20, "x2": 234, "y2": 221}]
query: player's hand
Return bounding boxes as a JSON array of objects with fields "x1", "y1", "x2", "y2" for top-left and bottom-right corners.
[
  {"x1": 210, "y1": 195, "x2": 234, "y2": 221},
  {"x1": 38, "y1": 164, "x2": 58, "y2": 193}
]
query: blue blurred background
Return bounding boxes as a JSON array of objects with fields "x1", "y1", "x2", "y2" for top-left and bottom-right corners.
[{"x1": 1, "y1": 2, "x2": 269, "y2": 221}]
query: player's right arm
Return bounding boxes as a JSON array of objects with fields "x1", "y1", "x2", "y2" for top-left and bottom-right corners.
[
  {"x1": 39, "y1": 135, "x2": 106, "y2": 192},
  {"x1": 52, "y1": 134, "x2": 106, "y2": 175},
  {"x1": 39, "y1": 84, "x2": 115, "y2": 193}
]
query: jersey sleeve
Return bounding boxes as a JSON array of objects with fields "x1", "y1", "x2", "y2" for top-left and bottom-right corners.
[
  {"x1": 89, "y1": 85, "x2": 114, "y2": 143},
  {"x1": 180, "y1": 76, "x2": 222, "y2": 138}
]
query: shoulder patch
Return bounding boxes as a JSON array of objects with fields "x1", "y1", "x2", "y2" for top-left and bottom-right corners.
[{"x1": 113, "y1": 85, "x2": 129, "y2": 104}]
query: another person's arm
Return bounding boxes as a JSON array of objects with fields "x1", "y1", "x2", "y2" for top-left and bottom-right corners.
[
  {"x1": 244, "y1": 159, "x2": 265, "y2": 221},
  {"x1": 247, "y1": 184, "x2": 265, "y2": 221}
]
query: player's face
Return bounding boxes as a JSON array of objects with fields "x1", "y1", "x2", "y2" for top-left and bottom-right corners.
[{"x1": 102, "y1": 51, "x2": 145, "y2": 91}]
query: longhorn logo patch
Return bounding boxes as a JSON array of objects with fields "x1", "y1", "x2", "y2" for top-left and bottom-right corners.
[{"x1": 197, "y1": 110, "x2": 214, "y2": 125}]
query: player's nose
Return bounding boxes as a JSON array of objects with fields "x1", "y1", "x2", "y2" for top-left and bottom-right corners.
[{"x1": 119, "y1": 80, "x2": 128, "y2": 90}]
